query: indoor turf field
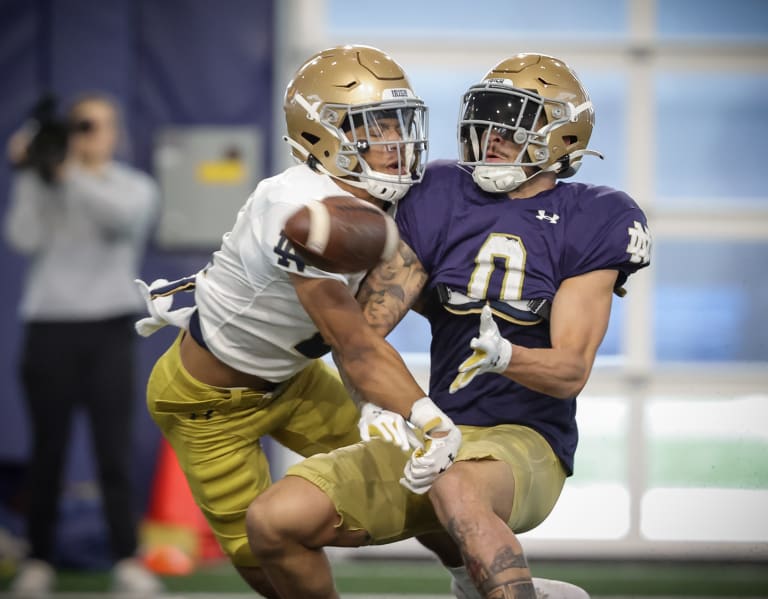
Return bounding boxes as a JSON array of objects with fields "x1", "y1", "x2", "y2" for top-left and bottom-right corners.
[{"x1": 1, "y1": 558, "x2": 767, "y2": 597}]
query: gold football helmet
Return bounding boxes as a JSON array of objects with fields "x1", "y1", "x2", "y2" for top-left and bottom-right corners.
[
  {"x1": 458, "y1": 53, "x2": 602, "y2": 193},
  {"x1": 284, "y1": 45, "x2": 428, "y2": 203}
]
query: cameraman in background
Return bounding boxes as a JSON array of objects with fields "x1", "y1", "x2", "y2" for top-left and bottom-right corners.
[{"x1": 3, "y1": 93, "x2": 162, "y2": 595}]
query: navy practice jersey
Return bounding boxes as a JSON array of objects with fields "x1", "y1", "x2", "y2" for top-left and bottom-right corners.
[{"x1": 396, "y1": 160, "x2": 651, "y2": 474}]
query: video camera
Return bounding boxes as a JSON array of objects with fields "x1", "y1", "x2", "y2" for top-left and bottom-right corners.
[{"x1": 19, "y1": 94, "x2": 93, "y2": 184}]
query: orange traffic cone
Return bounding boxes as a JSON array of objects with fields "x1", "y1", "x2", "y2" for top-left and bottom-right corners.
[
  {"x1": 143, "y1": 544, "x2": 195, "y2": 576},
  {"x1": 140, "y1": 439, "x2": 224, "y2": 574}
]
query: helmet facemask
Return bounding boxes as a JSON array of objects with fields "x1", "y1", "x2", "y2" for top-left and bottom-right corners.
[
  {"x1": 287, "y1": 91, "x2": 428, "y2": 204},
  {"x1": 335, "y1": 100, "x2": 428, "y2": 203},
  {"x1": 458, "y1": 82, "x2": 596, "y2": 193}
]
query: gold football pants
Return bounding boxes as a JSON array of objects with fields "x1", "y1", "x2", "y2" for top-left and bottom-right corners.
[
  {"x1": 288, "y1": 423, "x2": 567, "y2": 543},
  {"x1": 146, "y1": 334, "x2": 361, "y2": 566}
]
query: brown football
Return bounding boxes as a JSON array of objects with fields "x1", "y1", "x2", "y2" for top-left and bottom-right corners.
[{"x1": 283, "y1": 195, "x2": 399, "y2": 273}]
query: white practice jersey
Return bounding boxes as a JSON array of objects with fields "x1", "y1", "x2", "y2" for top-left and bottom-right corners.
[{"x1": 194, "y1": 164, "x2": 366, "y2": 382}]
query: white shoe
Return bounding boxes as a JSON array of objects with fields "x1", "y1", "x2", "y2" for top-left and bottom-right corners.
[
  {"x1": 451, "y1": 575, "x2": 590, "y2": 599},
  {"x1": 10, "y1": 559, "x2": 56, "y2": 597},
  {"x1": 533, "y1": 577, "x2": 590, "y2": 599},
  {"x1": 111, "y1": 557, "x2": 165, "y2": 594},
  {"x1": 451, "y1": 576, "x2": 482, "y2": 599}
]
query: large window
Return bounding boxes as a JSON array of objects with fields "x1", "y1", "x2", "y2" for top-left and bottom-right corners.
[
  {"x1": 526, "y1": 397, "x2": 631, "y2": 541},
  {"x1": 278, "y1": 0, "x2": 768, "y2": 557},
  {"x1": 654, "y1": 241, "x2": 768, "y2": 362},
  {"x1": 656, "y1": 74, "x2": 768, "y2": 205},
  {"x1": 642, "y1": 394, "x2": 768, "y2": 542},
  {"x1": 328, "y1": 0, "x2": 629, "y2": 39},
  {"x1": 658, "y1": 0, "x2": 768, "y2": 40}
]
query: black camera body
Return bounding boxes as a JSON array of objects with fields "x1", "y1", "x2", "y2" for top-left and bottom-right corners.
[{"x1": 21, "y1": 94, "x2": 76, "y2": 184}]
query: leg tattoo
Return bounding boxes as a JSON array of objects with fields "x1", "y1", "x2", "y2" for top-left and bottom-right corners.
[{"x1": 448, "y1": 518, "x2": 536, "y2": 599}]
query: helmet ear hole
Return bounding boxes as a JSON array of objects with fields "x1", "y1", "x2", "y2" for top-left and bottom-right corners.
[{"x1": 302, "y1": 132, "x2": 320, "y2": 145}]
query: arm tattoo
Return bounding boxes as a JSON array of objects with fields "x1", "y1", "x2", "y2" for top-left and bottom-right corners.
[{"x1": 357, "y1": 241, "x2": 427, "y2": 336}]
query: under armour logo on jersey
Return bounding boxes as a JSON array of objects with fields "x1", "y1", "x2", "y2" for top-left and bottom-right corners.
[
  {"x1": 536, "y1": 210, "x2": 560, "y2": 224},
  {"x1": 626, "y1": 221, "x2": 651, "y2": 264}
]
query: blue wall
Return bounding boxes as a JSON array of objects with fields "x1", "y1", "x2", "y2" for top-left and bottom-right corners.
[{"x1": 0, "y1": 0, "x2": 274, "y2": 513}]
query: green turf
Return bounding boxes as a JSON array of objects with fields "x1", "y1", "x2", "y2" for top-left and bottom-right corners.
[
  {"x1": 573, "y1": 438, "x2": 768, "y2": 488},
  {"x1": 2, "y1": 559, "x2": 767, "y2": 595},
  {"x1": 527, "y1": 560, "x2": 768, "y2": 597},
  {"x1": 648, "y1": 440, "x2": 768, "y2": 488},
  {"x1": 334, "y1": 560, "x2": 451, "y2": 594}
]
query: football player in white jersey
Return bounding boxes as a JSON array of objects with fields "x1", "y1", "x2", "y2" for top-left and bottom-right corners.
[{"x1": 137, "y1": 45, "x2": 462, "y2": 596}]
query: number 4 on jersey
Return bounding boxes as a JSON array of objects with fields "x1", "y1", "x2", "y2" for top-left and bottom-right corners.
[{"x1": 274, "y1": 233, "x2": 306, "y2": 272}]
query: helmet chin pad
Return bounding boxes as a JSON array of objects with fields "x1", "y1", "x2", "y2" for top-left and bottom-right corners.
[
  {"x1": 343, "y1": 162, "x2": 412, "y2": 203},
  {"x1": 363, "y1": 176, "x2": 411, "y2": 203},
  {"x1": 472, "y1": 165, "x2": 528, "y2": 193}
]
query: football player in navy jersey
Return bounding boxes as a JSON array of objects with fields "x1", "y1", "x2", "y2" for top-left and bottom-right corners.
[{"x1": 246, "y1": 53, "x2": 651, "y2": 599}]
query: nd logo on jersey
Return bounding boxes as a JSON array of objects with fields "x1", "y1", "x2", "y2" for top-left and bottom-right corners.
[{"x1": 626, "y1": 221, "x2": 651, "y2": 265}]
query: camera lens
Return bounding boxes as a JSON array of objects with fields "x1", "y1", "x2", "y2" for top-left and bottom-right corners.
[{"x1": 72, "y1": 120, "x2": 95, "y2": 134}]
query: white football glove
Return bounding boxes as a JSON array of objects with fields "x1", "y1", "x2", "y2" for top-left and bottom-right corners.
[
  {"x1": 449, "y1": 305, "x2": 513, "y2": 394},
  {"x1": 400, "y1": 397, "x2": 462, "y2": 495},
  {"x1": 134, "y1": 278, "x2": 196, "y2": 337},
  {"x1": 358, "y1": 402, "x2": 417, "y2": 452}
]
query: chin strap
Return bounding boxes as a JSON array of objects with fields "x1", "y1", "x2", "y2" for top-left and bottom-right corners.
[
  {"x1": 561, "y1": 148, "x2": 605, "y2": 163},
  {"x1": 474, "y1": 147, "x2": 606, "y2": 193},
  {"x1": 546, "y1": 148, "x2": 605, "y2": 179},
  {"x1": 281, "y1": 134, "x2": 410, "y2": 203}
]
